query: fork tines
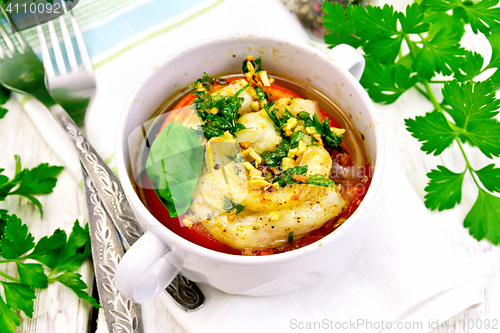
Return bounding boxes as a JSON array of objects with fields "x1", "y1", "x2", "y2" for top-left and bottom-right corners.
[
  {"x1": 37, "y1": 2, "x2": 92, "y2": 77},
  {"x1": 0, "y1": 6, "x2": 27, "y2": 59}
]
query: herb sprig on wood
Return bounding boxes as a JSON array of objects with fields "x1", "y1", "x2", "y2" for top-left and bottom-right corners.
[
  {"x1": 0, "y1": 156, "x2": 99, "y2": 332},
  {"x1": 0, "y1": 215, "x2": 99, "y2": 333},
  {"x1": 323, "y1": 0, "x2": 500, "y2": 244},
  {"x1": 0, "y1": 156, "x2": 63, "y2": 218}
]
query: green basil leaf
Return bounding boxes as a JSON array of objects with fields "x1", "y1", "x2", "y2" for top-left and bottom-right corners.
[{"x1": 146, "y1": 122, "x2": 204, "y2": 217}]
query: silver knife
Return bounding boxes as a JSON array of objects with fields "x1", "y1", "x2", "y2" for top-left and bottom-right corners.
[
  {"x1": 53, "y1": 112, "x2": 204, "y2": 311},
  {"x1": 83, "y1": 167, "x2": 144, "y2": 333}
]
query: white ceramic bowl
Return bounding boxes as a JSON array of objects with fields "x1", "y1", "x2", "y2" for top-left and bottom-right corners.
[{"x1": 114, "y1": 34, "x2": 384, "y2": 303}]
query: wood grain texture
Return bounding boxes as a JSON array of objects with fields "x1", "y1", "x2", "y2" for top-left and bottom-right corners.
[{"x1": 0, "y1": 98, "x2": 94, "y2": 333}]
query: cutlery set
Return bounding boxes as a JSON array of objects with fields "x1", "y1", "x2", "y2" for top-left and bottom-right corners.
[{"x1": 0, "y1": 2, "x2": 203, "y2": 332}]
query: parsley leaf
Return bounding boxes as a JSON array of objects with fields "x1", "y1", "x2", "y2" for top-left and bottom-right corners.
[
  {"x1": 0, "y1": 107, "x2": 6, "y2": 119},
  {"x1": 486, "y1": 28, "x2": 500, "y2": 69},
  {"x1": 0, "y1": 209, "x2": 8, "y2": 238},
  {"x1": 413, "y1": 29, "x2": 466, "y2": 79},
  {"x1": 463, "y1": 119, "x2": 500, "y2": 158},
  {"x1": 0, "y1": 296, "x2": 19, "y2": 333},
  {"x1": 297, "y1": 112, "x2": 344, "y2": 148},
  {"x1": 424, "y1": 166, "x2": 465, "y2": 211},
  {"x1": 405, "y1": 111, "x2": 457, "y2": 155},
  {"x1": 360, "y1": 57, "x2": 418, "y2": 104},
  {"x1": 254, "y1": 86, "x2": 268, "y2": 105},
  {"x1": 46, "y1": 221, "x2": 91, "y2": 273},
  {"x1": 0, "y1": 214, "x2": 34, "y2": 260},
  {"x1": 399, "y1": 3, "x2": 430, "y2": 34},
  {"x1": 288, "y1": 231, "x2": 294, "y2": 245},
  {"x1": 16, "y1": 263, "x2": 48, "y2": 288},
  {"x1": 0, "y1": 157, "x2": 63, "y2": 217},
  {"x1": 422, "y1": 9, "x2": 465, "y2": 40},
  {"x1": 426, "y1": 0, "x2": 500, "y2": 34},
  {"x1": 486, "y1": 29, "x2": 500, "y2": 86},
  {"x1": 454, "y1": 51, "x2": 484, "y2": 82},
  {"x1": 11, "y1": 158, "x2": 64, "y2": 196},
  {"x1": 265, "y1": 102, "x2": 291, "y2": 131},
  {"x1": 464, "y1": 189, "x2": 500, "y2": 244},
  {"x1": 442, "y1": 80, "x2": 499, "y2": 128},
  {"x1": 0, "y1": 86, "x2": 10, "y2": 105},
  {"x1": 323, "y1": 3, "x2": 363, "y2": 48},
  {"x1": 0, "y1": 281, "x2": 36, "y2": 318},
  {"x1": 222, "y1": 196, "x2": 245, "y2": 215},
  {"x1": 475, "y1": 164, "x2": 500, "y2": 193},
  {"x1": 55, "y1": 272, "x2": 100, "y2": 308},
  {"x1": 355, "y1": 4, "x2": 403, "y2": 63}
]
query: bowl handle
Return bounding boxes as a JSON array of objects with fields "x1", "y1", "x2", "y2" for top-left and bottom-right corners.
[
  {"x1": 114, "y1": 231, "x2": 180, "y2": 303},
  {"x1": 327, "y1": 44, "x2": 365, "y2": 81}
]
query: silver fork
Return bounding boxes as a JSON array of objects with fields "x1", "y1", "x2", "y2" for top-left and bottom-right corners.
[{"x1": 36, "y1": 8, "x2": 95, "y2": 126}]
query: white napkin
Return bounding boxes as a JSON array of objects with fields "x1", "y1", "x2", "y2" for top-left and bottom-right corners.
[
  {"x1": 17, "y1": 0, "x2": 481, "y2": 331},
  {"x1": 153, "y1": 155, "x2": 481, "y2": 333}
]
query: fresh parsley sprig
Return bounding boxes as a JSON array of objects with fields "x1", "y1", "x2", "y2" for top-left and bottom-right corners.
[
  {"x1": 0, "y1": 215, "x2": 99, "y2": 333},
  {"x1": 0, "y1": 156, "x2": 63, "y2": 218},
  {"x1": 323, "y1": 1, "x2": 500, "y2": 244}
]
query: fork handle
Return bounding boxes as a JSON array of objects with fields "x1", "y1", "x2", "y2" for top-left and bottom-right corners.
[
  {"x1": 48, "y1": 104, "x2": 205, "y2": 311},
  {"x1": 49, "y1": 104, "x2": 143, "y2": 248}
]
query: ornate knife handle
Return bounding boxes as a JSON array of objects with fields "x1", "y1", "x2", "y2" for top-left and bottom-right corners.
[
  {"x1": 50, "y1": 105, "x2": 143, "y2": 248},
  {"x1": 49, "y1": 104, "x2": 205, "y2": 310},
  {"x1": 83, "y1": 168, "x2": 144, "y2": 333}
]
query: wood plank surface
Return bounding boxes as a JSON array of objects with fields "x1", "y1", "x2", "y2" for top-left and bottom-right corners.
[{"x1": 0, "y1": 99, "x2": 94, "y2": 333}]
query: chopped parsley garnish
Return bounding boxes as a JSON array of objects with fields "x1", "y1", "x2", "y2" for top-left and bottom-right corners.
[
  {"x1": 194, "y1": 72, "x2": 227, "y2": 90},
  {"x1": 194, "y1": 84, "x2": 249, "y2": 140},
  {"x1": 288, "y1": 231, "x2": 294, "y2": 244},
  {"x1": 254, "y1": 86, "x2": 268, "y2": 104},
  {"x1": 273, "y1": 166, "x2": 308, "y2": 187},
  {"x1": 272, "y1": 166, "x2": 336, "y2": 188},
  {"x1": 222, "y1": 196, "x2": 245, "y2": 215},
  {"x1": 289, "y1": 130, "x2": 304, "y2": 149},
  {"x1": 297, "y1": 112, "x2": 343, "y2": 148},
  {"x1": 242, "y1": 57, "x2": 263, "y2": 74},
  {"x1": 260, "y1": 142, "x2": 290, "y2": 167}
]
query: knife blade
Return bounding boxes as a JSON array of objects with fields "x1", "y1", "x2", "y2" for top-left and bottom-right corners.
[{"x1": 83, "y1": 167, "x2": 144, "y2": 333}]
